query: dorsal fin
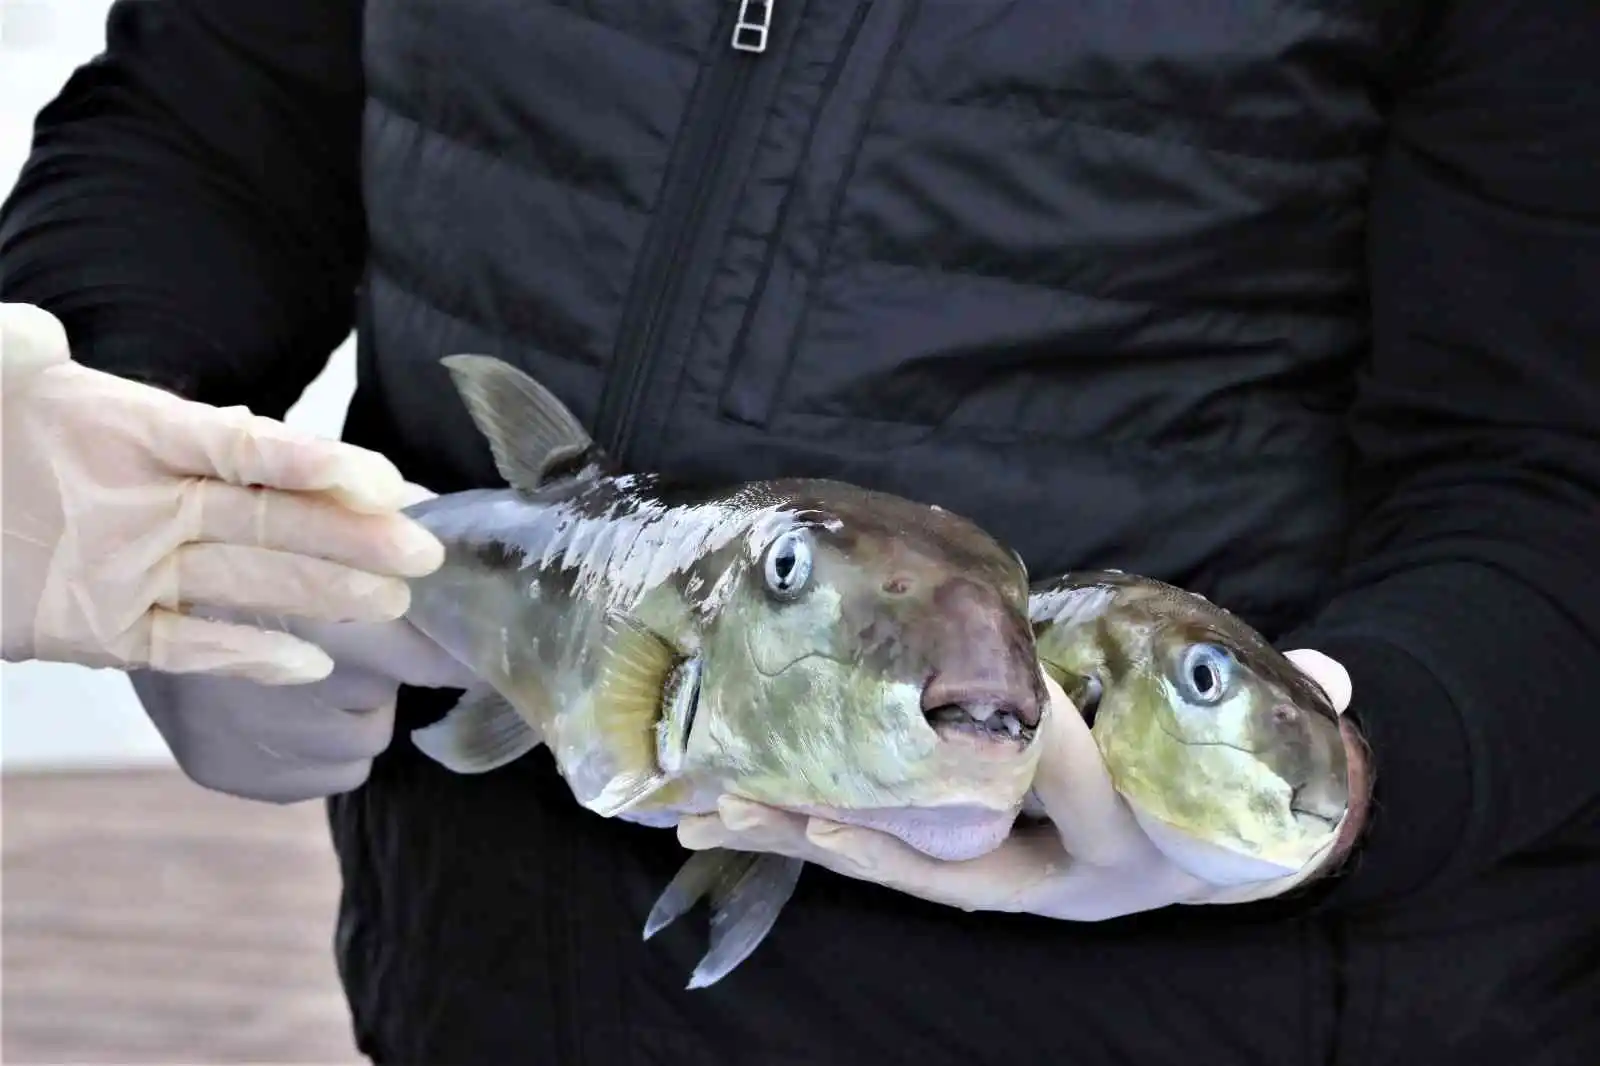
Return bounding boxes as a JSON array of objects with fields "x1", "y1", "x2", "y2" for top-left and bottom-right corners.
[{"x1": 441, "y1": 353, "x2": 610, "y2": 495}]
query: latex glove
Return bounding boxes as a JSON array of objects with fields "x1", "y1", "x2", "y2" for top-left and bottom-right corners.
[
  {"x1": 2, "y1": 302, "x2": 444, "y2": 684},
  {"x1": 129, "y1": 609, "x2": 478, "y2": 802},
  {"x1": 678, "y1": 650, "x2": 1369, "y2": 919}
]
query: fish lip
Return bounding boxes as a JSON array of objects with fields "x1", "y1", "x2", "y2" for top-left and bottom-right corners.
[
  {"x1": 921, "y1": 683, "x2": 1041, "y2": 732},
  {"x1": 923, "y1": 689, "x2": 1039, "y2": 746},
  {"x1": 1289, "y1": 787, "x2": 1347, "y2": 829},
  {"x1": 1290, "y1": 806, "x2": 1344, "y2": 830},
  {"x1": 929, "y1": 718, "x2": 1038, "y2": 747}
]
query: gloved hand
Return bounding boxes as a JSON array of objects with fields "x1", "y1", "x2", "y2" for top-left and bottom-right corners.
[
  {"x1": 2, "y1": 301, "x2": 444, "y2": 684},
  {"x1": 129, "y1": 610, "x2": 478, "y2": 802},
  {"x1": 678, "y1": 650, "x2": 1369, "y2": 919}
]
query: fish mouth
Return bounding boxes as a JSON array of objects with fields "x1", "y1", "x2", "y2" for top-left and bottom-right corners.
[
  {"x1": 922, "y1": 690, "x2": 1038, "y2": 745},
  {"x1": 1289, "y1": 785, "x2": 1347, "y2": 830},
  {"x1": 1290, "y1": 807, "x2": 1342, "y2": 831}
]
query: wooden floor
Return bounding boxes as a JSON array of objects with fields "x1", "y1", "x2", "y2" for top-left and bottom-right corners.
[{"x1": 2, "y1": 768, "x2": 365, "y2": 1065}]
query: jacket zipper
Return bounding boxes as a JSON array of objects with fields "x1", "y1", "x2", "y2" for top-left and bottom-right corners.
[
  {"x1": 593, "y1": 1, "x2": 778, "y2": 460},
  {"x1": 732, "y1": 0, "x2": 777, "y2": 52}
]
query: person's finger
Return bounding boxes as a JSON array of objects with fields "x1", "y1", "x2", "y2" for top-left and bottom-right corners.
[
  {"x1": 397, "y1": 480, "x2": 438, "y2": 508},
  {"x1": 190, "y1": 479, "x2": 443, "y2": 577},
  {"x1": 187, "y1": 753, "x2": 376, "y2": 805},
  {"x1": 135, "y1": 393, "x2": 418, "y2": 514},
  {"x1": 152, "y1": 665, "x2": 396, "y2": 761},
  {"x1": 286, "y1": 617, "x2": 479, "y2": 691},
  {"x1": 802, "y1": 817, "x2": 1070, "y2": 914},
  {"x1": 141, "y1": 608, "x2": 335, "y2": 684},
  {"x1": 678, "y1": 798, "x2": 811, "y2": 856},
  {"x1": 252, "y1": 697, "x2": 396, "y2": 763},
  {"x1": 236, "y1": 758, "x2": 377, "y2": 804},
  {"x1": 807, "y1": 817, "x2": 1204, "y2": 919},
  {"x1": 679, "y1": 798, "x2": 1212, "y2": 920},
  {"x1": 1029, "y1": 674, "x2": 1152, "y2": 867},
  {"x1": 681, "y1": 798, "x2": 1062, "y2": 914},
  {"x1": 808, "y1": 807, "x2": 1215, "y2": 920},
  {"x1": 180, "y1": 607, "x2": 476, "y2": 693},
  {"x1": 1283, "y1": 648, "x2": 1351, "y2": 714},
  {"x1": 0, "y1": 302, "x2": 71, "y2": 379},
  {"x1": 163, "y1": 543, "x2": 412, "y2": 622}
]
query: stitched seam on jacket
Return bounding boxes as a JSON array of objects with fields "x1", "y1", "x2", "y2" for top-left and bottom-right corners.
[
  {"x1": 879, "y1": 91, "x2": 1373, "y2": 170},
  {"x1": 366, "y1": 259, "x2": 596, "y2": 363},
  {"x1": 752, "y1": 1, "x2": 922, "y2": 425},
  {"x1": 763, "y1": 404, "x2": 1344, "y2": 459},
  {"x1": 366, "y1": 95, "x2": 653, "y2": 217},
  {"x1": 366, "y1": 260, "x2": 1341, "y2": 462},
  {"x1": 531, "y1": 0, "x2": 710, "y2": 62},
  {"x1": 819, "y1": 257, "x2": 1364, "y2": 334}
]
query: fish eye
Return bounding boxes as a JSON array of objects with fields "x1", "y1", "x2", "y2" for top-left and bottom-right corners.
[
  {"x1": 762, "y1": 528, "x2": 814, "y2": 601},
  {"x1": 1179, "y1": 643, "x2": 1235, "y2": 705}
]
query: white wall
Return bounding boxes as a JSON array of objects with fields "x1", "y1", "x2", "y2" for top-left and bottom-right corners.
[{"x1": 0, "y1": 1, "x2": 358, "y2": 768}]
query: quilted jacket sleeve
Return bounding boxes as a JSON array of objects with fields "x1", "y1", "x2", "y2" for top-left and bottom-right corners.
[
  {"x1": 0, "y1": 0, "x2": 367, "y2": 416},
  {"x1": 1280, "y1": 0, "x2": 1600, "y2": 908}
]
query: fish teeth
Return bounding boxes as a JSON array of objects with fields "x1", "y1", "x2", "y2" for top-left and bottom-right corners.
[
  {"x1": 966, "y1": 701, "x2": 1000, "y2": 723},
  {"x1": 983, "y1": 710, "x2": 1022, "y2": 738},
  {"x1": 927, "y1": 703, "x2": 1029, "y2": 741}
]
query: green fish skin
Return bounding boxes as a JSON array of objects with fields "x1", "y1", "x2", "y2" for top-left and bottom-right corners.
[
  {"x1": 1030, "y1": 570, "x2": 1350, "y2": 882},
  {"x1": 400, "y1": 354, "x2": 1049, "y2": 988}
]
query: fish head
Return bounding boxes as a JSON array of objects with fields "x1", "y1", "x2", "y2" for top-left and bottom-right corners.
[
  {"x1": 1034, "y1": 573, "x2": 1350, "y2": 878},
  {"x1": 682, "y1": 486, "x2": 1048, "y2": 861}
]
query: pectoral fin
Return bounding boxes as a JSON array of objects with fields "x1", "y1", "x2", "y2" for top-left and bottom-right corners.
[
  {"x1": 586, "y1": 615, "x2": 699, "y2": 818},
  {"x1": 410, "y1": 685, "x2": 540, "y2": 774},
  {"x1": 642, "y1": 849, "x2": 805, "y2": 990}
]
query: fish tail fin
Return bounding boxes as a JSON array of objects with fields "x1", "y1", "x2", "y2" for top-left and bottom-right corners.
[
  {"x1": 640, "y1": 848, "x2": 805, "y2": 990},
  {"x1": 440, "y1": 353, "x2": 612, "y2": 493},
  {"x1": 410, "y1": 684, "x2": 541, "y2": 774}
]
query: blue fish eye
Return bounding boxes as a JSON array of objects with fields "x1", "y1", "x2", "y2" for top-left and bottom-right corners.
[
  {"x1": 763, "y1": 528, "x2": 814, "y2": 600},
  {"x1": 1180, "y1": 643, "x2": 1235, "y2": 705}
]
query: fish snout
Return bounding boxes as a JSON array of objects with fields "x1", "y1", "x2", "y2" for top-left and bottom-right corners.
[
  {"x1": 921, "y1": 577, "x2": 1046, "y2": 744},
  {"x1": 1263, "y1": 702, "x2": 1351, "y2": 828}
]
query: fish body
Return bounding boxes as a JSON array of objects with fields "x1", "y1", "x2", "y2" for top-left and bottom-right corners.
[
  {"x1": 1029, "y1": 570, "x2": 1350, "y2": 882},
  {"x1": 401, "y1": 354, "x2": 1048, "y2": 986}
]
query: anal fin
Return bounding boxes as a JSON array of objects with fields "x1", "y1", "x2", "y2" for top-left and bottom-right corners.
[
  {"x1": 410, "y1": 685, "x2": 540, "y2": 774},
  {"x1": 642, "y1": 848, "x2": 805, "y2": 990},
  {"x1": 643, "y1": 849, "x2": 733, "y2": 940}
]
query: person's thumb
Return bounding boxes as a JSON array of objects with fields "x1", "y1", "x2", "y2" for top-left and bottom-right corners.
[
  {"x1": 397, "y1": 480, "x2": 438, "y2": 507},
  {"x1": 1282, "y1": 648, "x2": 1352, "y2": 715},
  {"x1": 1030, "y1": 672, "x2": 1148, "y2": 867},
  {"x1": 0, "y1": 302, "x2": 71, "y2": 382}
]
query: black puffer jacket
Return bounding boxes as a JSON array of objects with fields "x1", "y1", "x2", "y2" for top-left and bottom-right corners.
[{"x1": 4, "y1": 2, "x2": 1600, "y2": 1064}]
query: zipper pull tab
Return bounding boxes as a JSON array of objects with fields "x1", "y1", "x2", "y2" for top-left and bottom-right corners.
[{"x1": 731, "y1": 0, "x2": 774, "y2": 53}]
